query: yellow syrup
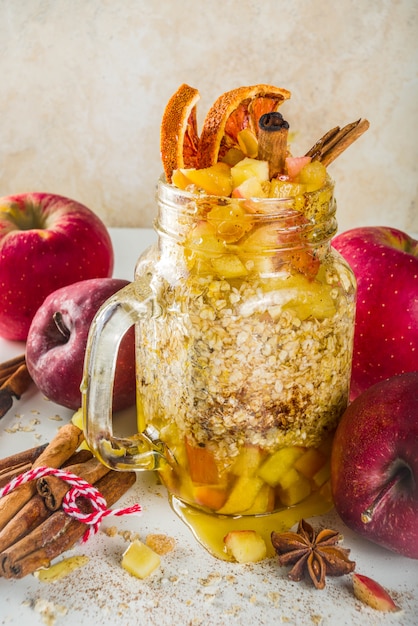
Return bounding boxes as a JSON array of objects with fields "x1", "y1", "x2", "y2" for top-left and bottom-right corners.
[{"x1": 169, "y1": 490, "x2": 334, "y2": 561}]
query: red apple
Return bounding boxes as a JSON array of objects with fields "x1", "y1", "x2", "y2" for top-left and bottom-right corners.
[
  {"x1": 331, "y1": 371, "x2": 418, "y2": 559},
  {"x1": 0, "y1": 192, "x2": 114, "y2": 341},
  {"x1": 332, "y1": 226, "x2": 418, "y2": 400},
  {"x1": 25, "y1": 278, "x2": 135, "y2": 412}
]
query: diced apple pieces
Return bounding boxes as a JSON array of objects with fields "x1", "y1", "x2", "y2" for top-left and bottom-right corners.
[
  {"x1": 174, "y1": 162, "x2": 233, "y2": 196},
  {"x1": 194, "y1": 485, "x2": 228, "y2": 510},
  {"x1": 243, "y1": 483, "x2": 275, "y2": 514},
  {"x1": 121, "y1": 540, "x2": 161, "y2": 579},
  {"x1": 231, "y1": 157, "x2": 269, "y2": 189},
  {"x1": 312, "y1": 460, "x2": 331, "y2": 488},
  {"x1": 231, "y1": 445, "x2": 263, "y2": 477},
  {"x1": 276, "y1": 468, "x2": 312, "y2": 506},
  {"x1": 294, "y1": 447, "x2": 327, "y2": 479},
  {"x1": 353, "y1": 573, "x2": 400, "y2": 612},
  {"x1": 257, "y1": 446, "x2": 305, "y2": 487},
  {"x1": 185, "y1": 439, "x2": 221, "y2": 484},
  {"x1": 224, "y1": 530, "x2": 267, "y2": 563},
  {"x1": 217, "y1": 475, "x2": 264, "y2": 514},
  {"x1": 207, "y1": 203, "x2": 252, "y2": 243},
  {"x1": 297, "y1": 160, "x2": 327, "y2": 192},
  {"x1": 232, "y1": 176, "x2": 266, "y2": 199},
  {"x1": 211, "y1": 254, "x2": 248, "y2": 278}
]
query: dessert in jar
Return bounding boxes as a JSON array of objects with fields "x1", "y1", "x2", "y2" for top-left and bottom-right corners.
[{"x1": 83, "y1": 83, "x2": 368, "y2": 559}]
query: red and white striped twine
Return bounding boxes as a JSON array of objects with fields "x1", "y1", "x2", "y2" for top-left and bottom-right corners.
[{"x1": 0, "y1": 465, "x2": 142, "y2": 542}]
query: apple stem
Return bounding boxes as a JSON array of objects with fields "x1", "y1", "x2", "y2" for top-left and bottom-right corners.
[
  {"x1": 53, "y1": 312, "x2": 71, "y2": 341},
  {"x1": 361, "y1": 464, "x2": 411, "y2": 524}
]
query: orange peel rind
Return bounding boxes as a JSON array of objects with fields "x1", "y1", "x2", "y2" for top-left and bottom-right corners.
[
  {"x1": 196, "y1": 84, "x2": 291, "y2": 168},
  {"x1": 160, "y1": 83, "x2": 291, "y2": 182},
  {"x1": 160, "y1": 83, "x2": 200, "y2": 183}
]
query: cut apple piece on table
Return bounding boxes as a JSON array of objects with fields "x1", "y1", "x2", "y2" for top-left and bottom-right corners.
[
  {"x1": 121, "y1": 540, "x2": 161, "y2": 579},
  {"x1": 352, "y1": 573, "x2": 400, "y2": 612},
  {"x1": 224, "y1": 530, "x2": 267, "y2": 563}
]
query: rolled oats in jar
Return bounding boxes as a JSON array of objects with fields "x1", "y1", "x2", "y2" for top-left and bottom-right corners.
[{"x1": 134, "y1": 177, "x2": 356, "y2": 516}]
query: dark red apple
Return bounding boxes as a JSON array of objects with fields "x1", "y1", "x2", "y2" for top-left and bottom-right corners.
[
  {"x1": 331, "y1": 371, "x2": 418, "y2": 559},
  {"x1": 0, "y1": 192, "x2": 114, "y2": 341},
  {"x1": 332, "y1": 226, "x2": 418, "y2": 400},
  {"x1": 26, "y1": 278, "x2": 135, "y2": 412}
]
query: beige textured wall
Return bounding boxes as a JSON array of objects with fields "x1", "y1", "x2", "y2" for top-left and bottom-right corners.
[{"x1": 0, "y1": 0, "x2": 417, "y2": 234}]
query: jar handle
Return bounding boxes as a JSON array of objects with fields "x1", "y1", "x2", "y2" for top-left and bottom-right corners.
[{"x1": 81, "y1": 281, "x2": 165, "y2": 471}]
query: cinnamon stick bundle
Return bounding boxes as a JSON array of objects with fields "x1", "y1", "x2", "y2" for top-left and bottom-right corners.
[
  {"x1": 0, "y1": 423, "x2": 84, "y2": 531},
  {"x1": 0, "y1": 443, "x2": 48, "y2": 489},
  {"x1": 37, "y1": 456, "x2": 110, "y2": 511},
  {"x1": 1, "y1": 469, "x2": 136, "y2": 578},
  {"x1": 0, "y1": 448, "x2": 93, "y2": 551}
]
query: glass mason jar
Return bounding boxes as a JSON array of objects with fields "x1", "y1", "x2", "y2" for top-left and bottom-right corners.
[{"x1": 83, "y1": 176, "x2": 356, "y2": 555}]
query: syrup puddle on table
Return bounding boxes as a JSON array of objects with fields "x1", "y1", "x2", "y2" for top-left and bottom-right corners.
[{"x1": 169, "y1": 492, "x2": 334, "y2": 561}]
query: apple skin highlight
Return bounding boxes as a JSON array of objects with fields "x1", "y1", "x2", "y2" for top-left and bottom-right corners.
[
  {"x1": 332, "y1": 226, "x2": 418, "y2": 400},
  {"x1": 25, "y1": 278, "x2": 136, "y2": 412},
  {"x1": 331, "y1": 371, "x2": 418, "y2": 559},
  {"x1": 0, "y1": 192, "x2": 114, "y2": 341}
]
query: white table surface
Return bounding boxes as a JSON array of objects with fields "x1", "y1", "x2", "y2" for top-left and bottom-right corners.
[{"x1": 0, "y1": 227, "x2": 417, "y2": 626}]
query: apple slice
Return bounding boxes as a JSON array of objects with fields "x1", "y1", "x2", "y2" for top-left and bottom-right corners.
[
  {"x1": 224, "y1": 530, "x2": 267, "y2": 563},
  {"x1": 352, "y1": 573, "x2": 400, "y2": 612}
]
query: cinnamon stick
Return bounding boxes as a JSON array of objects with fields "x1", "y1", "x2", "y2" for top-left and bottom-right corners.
[
  {"x1": 1, "y1": 469, "x2": 136, "y2": 578},
  {"x1": 0, "y1": 424, "x2": 84, "y2": 531},
  {"x1": 37, "y1": 456, "x2": 110, "y2": 511},
  {"x1": 0, "y1": 494, "x2": 50, "y2": 553},
  {"x1": 258, "y1": 111, "x2": 289, "y2": 178},
  {"x1": 0, "y1": 354, "x2": 25, "y2": 375},
  {"x1": 0, "y1": 463, "x2": 32, "y2": 489},
  {"x1": 0, "y1": 362, "x2": 33, "y2": 419},
  {"x1": 0, "y1": 448, "x2": 92, "y2": 552},
  {"x1": 0, "y1": 443, "x2": 48, "y2": 472},
  {"x1": 305, "y1": 119, "x2": 370, "y2": 166}
]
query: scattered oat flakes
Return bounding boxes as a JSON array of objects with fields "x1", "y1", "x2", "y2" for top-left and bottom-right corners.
[{"x1": 30, "y1": 597, "x2": 68, "y2": 626}]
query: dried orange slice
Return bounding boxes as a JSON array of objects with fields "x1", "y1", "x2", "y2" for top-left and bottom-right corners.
[
  {"x1": 196, "y1": 84, "x2": 291, "y2": 169},
  {"x1": 160, "y1": 83, "x2": 200, "y2": 183}
]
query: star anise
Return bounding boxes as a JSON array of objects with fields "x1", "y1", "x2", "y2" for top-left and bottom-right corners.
[{"x1": 271, "y1": 518, "x2": 356, "y2": 589}]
